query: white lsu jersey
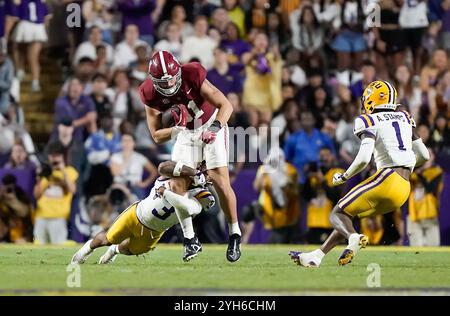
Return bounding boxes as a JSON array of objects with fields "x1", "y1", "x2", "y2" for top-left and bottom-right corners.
[
  {"x1": 353, "y1": 110, "x2": 416, "y2": 170},
  {"x1": 135, "y1": 178, "x2": 213, "y2": 232}
]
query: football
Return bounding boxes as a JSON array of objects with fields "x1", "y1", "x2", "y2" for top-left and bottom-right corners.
[{"x1": 161, "y1": 104, "x2": 184, "y2": 128}]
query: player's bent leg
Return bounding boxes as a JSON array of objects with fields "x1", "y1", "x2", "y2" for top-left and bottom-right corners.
[{"x1": 207, "y1": 166, "x2": 242, "y2": 262}]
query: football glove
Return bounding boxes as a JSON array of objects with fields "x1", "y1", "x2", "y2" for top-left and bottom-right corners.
[
  {"x1": 332, "y1": 172, "x2": 347, "y2": 186},
  {"x1": 172, "y1": 104, "x2": 188, "y2": 127},
  {"x1": 200, "y1": 120, "x2": 221, "y2": 144}
]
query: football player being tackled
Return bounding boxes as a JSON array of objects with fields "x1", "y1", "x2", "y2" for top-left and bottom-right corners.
[
  {"x1": 139, "y1": 51, "x2": 242, "y2": 262},
  {"x1": 290, "y1": 81, "x2": 430, "y2": 267},
  {"x1": 71, "y1": 161, "x2": 214, "y2": 264}
]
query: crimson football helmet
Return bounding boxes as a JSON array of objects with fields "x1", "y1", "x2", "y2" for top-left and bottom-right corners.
[{"x1": 148, "y1": 50, "x2": 182, "y2": 96}]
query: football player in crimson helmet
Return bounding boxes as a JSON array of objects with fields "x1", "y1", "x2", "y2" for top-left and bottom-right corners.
[{"x1": 140, "y1": 50, "x2": 242, "y2": 262}]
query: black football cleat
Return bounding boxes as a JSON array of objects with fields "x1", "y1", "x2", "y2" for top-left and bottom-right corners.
[
  {"x1": 183, "y1": 237, "x2": 202, "y2": 262},
  {"x1": 226, "y1": 234, "x2": 241, "y2": 262}
]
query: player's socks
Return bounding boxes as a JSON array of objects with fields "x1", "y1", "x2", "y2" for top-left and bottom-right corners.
[
  {"x1": 98, "y1": 245, "x2": 118, "y2": 264},
  {"x1": 176, "y1": 210, "x2": 195, "y2": 239},
  {"x1": 228, "y1": 222, "x2": 241, "y2": 236},
  {"x1": 338, "y1": 233, "x2": 369, "y2": 266},
  {"x1": 311, "y1": 249, "x2": 325, "y2": 260},
  {"x1": 71, "y1": 239, "x2": 94, "y2": 264}
]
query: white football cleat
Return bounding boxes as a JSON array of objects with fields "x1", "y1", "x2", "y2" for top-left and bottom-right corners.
[
  {"x1": 289, "y1": 251, "x2": 322, "y2": 268},
  {"x1": 71, "y1": 239, "x2": 94, "y2": 264},
  {"x1": 338, "y1": 233, "x2": 369, "y2": 266},
  {"x1": 98, "y1": 245, "x2": 118, "y2": 264}
]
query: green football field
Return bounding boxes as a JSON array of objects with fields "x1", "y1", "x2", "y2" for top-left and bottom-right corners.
[{"x1": 1, "y1": 244, "x2": 450, "y2": 295}]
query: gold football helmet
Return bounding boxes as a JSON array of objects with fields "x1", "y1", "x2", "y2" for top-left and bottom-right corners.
[{"x1": 361, "y1": 80, "x2": 398, "y2": 114}]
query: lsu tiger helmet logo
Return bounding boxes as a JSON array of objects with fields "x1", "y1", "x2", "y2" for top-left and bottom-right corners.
[{"x1": 361, "y1": 80, "x2": 398, "y2": 114}]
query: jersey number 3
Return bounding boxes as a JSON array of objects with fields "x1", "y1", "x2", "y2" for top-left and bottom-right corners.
[
  {"x1": 152, "y1": 206, "x2": 175, "y2": 220},
  {"x1": 392, "y1": 122, "x2": 406, "y2": 151}
]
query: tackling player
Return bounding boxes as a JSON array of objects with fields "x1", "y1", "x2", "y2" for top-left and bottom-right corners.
[
  {"x1": 290, "y1": 80, "x2": 430, "y2": 267},
  {"x1": 71, "y1": 161, "x2": 214, "y2": 264},
  {"x1": 139, "y1": 50, "x2": 241, "y2": 262}
]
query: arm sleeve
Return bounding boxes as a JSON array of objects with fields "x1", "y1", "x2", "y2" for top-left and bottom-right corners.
[
  {"x1": 343, "y1": 137, "x2": 375, "y2": 179},
  {"x1": 412, "y1": 138, "x2": 430, "y2": 167},
  {"x1": 163, "y1": 190, "x2": 202, "y2": 217}
]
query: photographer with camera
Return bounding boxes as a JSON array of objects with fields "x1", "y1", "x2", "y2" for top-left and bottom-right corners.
[
  {"x1": 0, "y1": 174, "x2": 33, "y2": 243},
  {"x1": 303, "y1": 147, "x2": 345, "y2": 244},
  {"x1": 33, "y1": 141, "x2": 78, "y2": 244}
]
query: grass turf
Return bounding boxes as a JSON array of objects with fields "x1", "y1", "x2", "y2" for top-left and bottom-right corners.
[{"x1": 1, "y1": 244, "x2": 450, "y2": 295}]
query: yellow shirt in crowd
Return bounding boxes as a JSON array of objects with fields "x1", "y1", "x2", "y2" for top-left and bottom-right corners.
[
  {"x1": 35, "y1": 166, "x2": 79, "y2": 219},
  {"x1": 408, "y1": 166, "x2": 443, "y2": 222}
]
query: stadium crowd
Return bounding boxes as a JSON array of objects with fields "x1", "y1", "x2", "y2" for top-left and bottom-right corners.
[{"x1": 0, "y1": 0, "x2": 449, "y2": 246}]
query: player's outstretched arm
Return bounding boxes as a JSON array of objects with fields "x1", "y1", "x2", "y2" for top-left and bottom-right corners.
[
  {"x1": 412, "y1": 132, "x2": 430, "y2": 168},
  {"x1": 145, "y1": 106, "x2": 176, "y2": 144},
  {"x1": 158, "y1": 161, "x2": 197, "y2": 178},
  {"x1": 157, "y1": 186, "x2": 202, "y2": 217},
  {"x1": 333, "y1": 133, "x2": 375, "y2": 186}
]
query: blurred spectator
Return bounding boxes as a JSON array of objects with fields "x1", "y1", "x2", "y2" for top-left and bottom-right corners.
[
  {"x1": 82, "y1": 0, "x2": 115, "y2": 45},
  {"x1": 395, "y1": 64, "x2": 422, "y2": 121},
  {"x1": 106, "y1": 70, "x2": 142, "y2": 130},
  {"x1": 192, "y1": 0, "x2": 219, "y2": 18},
  {"x1": 54, "y1": 78, "x2": 97, "y2": 142},
  {"x1": 157, "y1": 5, "x2": 194, "y2": 40},
  {"x1": 330, "y1": 0, "x2": 366, "y2": 77},
  {"x1": 349, "y1": 60, "x2": 376, "y2": 100},
  {"x1": 374, "y1": 0, "x2": 404, "y2": 78},
  {"x1": 113, "y1": 24, "x2": 148, "y2": 70},
  {"x1": 303, "y1": 147, "x2": 344, "y2": 244},
  {"x1": 407, "y1": 149, "x2": 442, "y2": 246},
  {"x1": 110, "y1": 133, "x2": 158, "y2": 199},
  {"x1": 271, "y1": 98, "x2": 299, "y2": 144},
  {"x1": 10, "y1": 0, "x2": 51, "y2": 92},
  {"x1": 245, "y1": 0, "x2": 270, "y2": 32},
  {"x1": 284, "y1": 111, "x2": 335, "y2": 183},
  {"x1": 431, "y1": 114, "x2": 449, "y2": 150},
  {"x1": 73, "y1": 26, "x2": 113, "y2": 67},
  {"x1": 62, "y1": 57, "x2": 97, "y2": 95},
  {"x1": 47, "y1": 117, "x2": 86, "y2": 174},
  {"x1": 207, "y1": 47, "x2": 243, "y2": 95},
  {"x1": 33, "y1": 141, "x2": 78, "y2": 244},
  {"x1": 154, "y1": 22, "x2": 183, "y2": 59},
  {"x1": 181, "y1": 15, "x2": 217, "y2": 69},
  {"x1": 266, "y1": 11, "x2": 289, "y2": 53},
  {"x1": 0, "y1": 174, "x2": 33, "y2": 243},
  {"x1": 399, "y1": 0, "x2": 428, "y2": 75},
  {"x1": 291, "y1": 5, "x2": 324, "y2": 63},
  {"x1": 223, "y1": 0, "x2": 246, "y2": 37},
  {"x1": 242, "y1": 32, "x2": 282, "y2": 126},
  {"x1": 417, "y1": 124, "x2": 431, "y2": 146},
  {"x1": 211, "y1": 7, "x2": 231, "y2": 35},
  {"x1": 1, "y1": 142, "x2": 36, "y2": 200},
  {"x1": 117, "y1": 0, "x2": 160, "y2": 46},
  {"x1": 93, "y1": 44, "x2": 112, "y2": 75},
  {"x1": 85, "y1": 115, "x2": 121, "y2": 166},
  {"x1": 420, "y1": 49, "x2": 448, "y2": 94},
  {"x1": 242, "y1": 147, "x2": 300, "y2": 244},
  {"x1": 438, "y1": 0, "x2": 450, "y2": 50},
  {"x1": 220, "y1": 22, "x2": 251, "y2": 65},
  {"x1": 0, "y1": 45, "x2": 13, "y2": 115},
  {"x1": 130, "y1": 44, "x2": 151, "y2": 81},
  {"x1": 336, "y1": 101, "x2": 359, "y2": 165},
  {"x1": 90, "y1": 73, "x2": 113, "y2": 121}
]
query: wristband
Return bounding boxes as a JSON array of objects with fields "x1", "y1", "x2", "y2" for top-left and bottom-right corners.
[{"x1": 173, "y1": 161, "x2": 184, "y2": 177}]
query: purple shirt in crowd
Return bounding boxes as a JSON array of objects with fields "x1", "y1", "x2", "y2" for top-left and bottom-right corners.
[
  {"x1": 207, "y1": 65, "x2": 243, "y2": 95},
  {"x1": 118, "y1": 0, "x2": 156, "y2": 36},
  {"x1": 221, "y1": 39, "x2": 251, "y2": 62},
  {"x1": 0, "y1": 162, "x2": 37, "y2": 201},
  {"x1": 54, "y1": 95, "x2": 96, "y2": 142},
  {"x1": 10, "y1": 0, "x2": 49, "y2": 24}
]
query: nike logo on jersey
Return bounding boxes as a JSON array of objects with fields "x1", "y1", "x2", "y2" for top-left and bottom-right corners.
[{"x1": 186, "y1": 88, "x2": 192, "y2": 94}]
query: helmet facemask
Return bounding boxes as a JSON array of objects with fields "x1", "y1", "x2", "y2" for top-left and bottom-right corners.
[{"x1": 150, "y1": 68, "x2": 182, "y2": 97}]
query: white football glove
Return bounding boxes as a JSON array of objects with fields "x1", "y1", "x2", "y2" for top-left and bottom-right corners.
[
  {"x1": 191, "y1": 172, "x2": 206, "y2": 187},
  {"x1": 332, "y1": 172, "x2": 347, "y2": 186}
]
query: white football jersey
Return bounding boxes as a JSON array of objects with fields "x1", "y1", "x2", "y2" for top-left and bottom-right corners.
[
  {"x1": 135, "y1": 178, "x2": 213, "y2": 232},
  {"x1": 353, "y1": 111, "x2": 416, "y2": 170}
]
